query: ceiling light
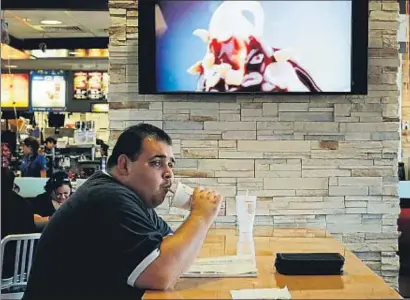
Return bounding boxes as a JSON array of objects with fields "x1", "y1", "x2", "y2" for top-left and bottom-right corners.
[
  {"x1": 40, "y1": 20, "x2": 62, "y2": 25},
  {"x1": 4, "y1": 65, "x2": 18, "y2": 68}
]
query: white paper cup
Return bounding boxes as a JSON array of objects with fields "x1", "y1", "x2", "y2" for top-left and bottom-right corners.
[
  {"x1": 237, "y1": 232, "x2": 256, "y2": 258},
  {"x1": 236, "y1": 195, "x2": 257, "y2": 233},
  {"x1": 170, "y1": 182, "x2": 194, "y2": 210}
]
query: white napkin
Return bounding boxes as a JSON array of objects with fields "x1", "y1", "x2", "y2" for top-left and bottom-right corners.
[
  {"x1": 183, "y1": 255, "x2": 257, "y2": 277},
  {"x1": 230, "y1": 286, "x2": 291, "y2": 299}
]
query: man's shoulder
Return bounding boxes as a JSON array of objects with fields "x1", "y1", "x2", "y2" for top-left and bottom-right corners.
[
  {"x1": 78, "y1": 172, "x2": 122, "y2": 191},
  {"x1": 73, "y1": 172, "x2": 142, "y2": 208}
]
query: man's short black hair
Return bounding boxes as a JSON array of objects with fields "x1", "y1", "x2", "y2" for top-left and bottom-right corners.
[
  {"x1": 45, "y1": 137, "x2": 57, "y2": 144},
  {"x1": 107, "y1": 123, "x2": 172, "y2": 169}
]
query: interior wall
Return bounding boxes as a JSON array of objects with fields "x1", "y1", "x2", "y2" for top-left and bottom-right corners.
[{"x1": 108, "y1": 0, "x2": 401, "y2": 288}]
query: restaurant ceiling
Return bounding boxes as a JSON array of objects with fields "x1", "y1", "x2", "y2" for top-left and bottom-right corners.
[{"x1": 3, "y1": 10, "x2": 109, "y2": 39}]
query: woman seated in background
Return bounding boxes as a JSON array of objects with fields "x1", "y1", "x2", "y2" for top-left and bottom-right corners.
[
  {"x1": 32, "y1": 171, "x2": 72, "y2": 227},
  {"x1": 20, "y1": 137, "x2": 47, "y2": 178}
]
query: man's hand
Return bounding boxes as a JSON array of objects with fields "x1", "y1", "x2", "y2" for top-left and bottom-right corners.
[
  {"x1": 135, "y1": 187, "x2": 223, "y2": 291},
  {"x1": 190, "y1": 187, "x2": 222, "y2": 226}
]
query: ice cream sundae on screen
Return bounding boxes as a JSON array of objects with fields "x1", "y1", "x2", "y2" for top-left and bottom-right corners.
[{"x1": 187, "y1": 1, "x2": 321, "y2": 92}]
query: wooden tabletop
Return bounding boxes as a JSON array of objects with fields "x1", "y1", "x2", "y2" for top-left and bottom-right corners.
[{"x1": 143, "y1": 227, "x2": 402, "y2": 299}]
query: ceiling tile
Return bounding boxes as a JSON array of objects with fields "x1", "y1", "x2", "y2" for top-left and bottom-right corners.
[{"x1": 4, "y1": 9, "x2": 110, "y2": 39}]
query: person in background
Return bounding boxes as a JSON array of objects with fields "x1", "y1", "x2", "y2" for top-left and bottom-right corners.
[
  {"x1": 2, "y1": 143, "x2": 12, "y2": 168},
  {"x1": 32, "y1": 171, "x2": 72, "y2": 224},
  {"x1": 1, "y1": 167, "x2": 36, "y2": 278},
  {"x1": 96, "y1": 138, "x2": 109, "y2": 157},
  {"x1": 43, "y1": 137, "x2": 57, "y2": 177},
  {"x1": 22, "y1": 123, "x2": 222, "y2": 300},
  {"x1": 44, "y1": 137, "x2": 57, "y2": 151},
  {"x1": 1, "y1": 167, "x2": 36, "y2": 237},
  {"x1": 101, "y1": 143, "x2": 109, "y2": 157},
  {"x1": 20, "y1": 137, "x2": 47, "y2": 178}
]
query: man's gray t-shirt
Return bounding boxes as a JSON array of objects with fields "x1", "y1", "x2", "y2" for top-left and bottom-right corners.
[{"x1": 22, "y1": 171, "x2": 172, "y2": 300}]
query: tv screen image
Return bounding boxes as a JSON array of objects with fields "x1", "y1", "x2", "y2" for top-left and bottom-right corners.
[
  {"x1": 30, "y1": 70, "x2": 67, "y2": 111},
  {"x1": 1, "y1": 73, "x2": 29, "y2": 108},
  {"x1": 73, "y1": 71, "x2": 107, "y2": 100},
  {"x1": 150, "y1": 0, "x2": 360, "y2": 94}
]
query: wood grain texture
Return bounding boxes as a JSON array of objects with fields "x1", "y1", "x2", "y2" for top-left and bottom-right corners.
[{"x1": 144, "y1": 228, "x2": 402, "y2": 299}]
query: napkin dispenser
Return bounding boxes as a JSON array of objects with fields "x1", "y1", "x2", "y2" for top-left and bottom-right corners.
[{"x1": 274, "y1": 253, "x2": 345, "y2": 275}]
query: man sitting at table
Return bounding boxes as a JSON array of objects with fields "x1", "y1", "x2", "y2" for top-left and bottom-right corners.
[{"x1": 22, "y1": 123, "x2": 223, "y2": 300}]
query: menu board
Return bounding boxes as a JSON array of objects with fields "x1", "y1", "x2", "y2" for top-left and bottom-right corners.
[
  {"x1": 88, "y1": 72, "x2": 103, "y2": 100},
  {"x1": 1, "y1": 73, "x2": 29, "y2": 108},
  {"x1": 30, "y1": 70, "x2": 66, "y2": 111},
  {"x1": 73, "y1": 71, "x2": 109, "y2": 100},
  {"x1": 71, "y1": 49, "x2": 109, "y2": 57},
  {"x1": 73, "y1": 72, "x2": 88, "y2": 99}
]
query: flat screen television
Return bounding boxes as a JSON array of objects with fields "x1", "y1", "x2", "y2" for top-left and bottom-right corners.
[
  {"x1": 30, "y1": 70, "x2": 67, "y2": 111},
  {"x1": 1, "y1": 73, "x2": 30, "y2": 110},
  {"x1": 139, "y1": 0, "x2": 369, "y2": 95}
]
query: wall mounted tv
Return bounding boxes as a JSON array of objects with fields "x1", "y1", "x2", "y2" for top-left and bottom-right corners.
[
  {"x1": 1, "y1": 73, "x2": 30, "y2": 110},
  {"x1": 139, "y1": 0, "x2": 369, "y2": 95},
  {"x1": 30, "y1": 70, "x2": 67, "y2": 112}
]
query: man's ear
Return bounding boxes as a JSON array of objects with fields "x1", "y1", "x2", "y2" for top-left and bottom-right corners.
[{"x1": 116, "y1": 154, "x2": 129, "y2": 175}]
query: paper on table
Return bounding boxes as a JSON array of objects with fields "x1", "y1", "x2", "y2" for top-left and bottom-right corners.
[
  {"x1": 230, "y1": 286, "x2": 291, "y2": 299},
  {"x1": 183, "y1": 255, "x2": 258, "y2": 278}
]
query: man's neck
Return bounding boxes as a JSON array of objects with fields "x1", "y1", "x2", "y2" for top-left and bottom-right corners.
[{"x1": 104, "y1": 167, "x2": 119, "y2": 180}]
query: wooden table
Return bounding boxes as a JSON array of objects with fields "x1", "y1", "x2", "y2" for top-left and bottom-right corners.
[{"x1": 144, "y1": 227, "x2": 402, "y2": 299}]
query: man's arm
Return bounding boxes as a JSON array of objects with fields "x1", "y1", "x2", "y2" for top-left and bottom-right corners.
[
  {"x1": 134, "y1": 188, "x2": 222, "y2": 290},
  {"x1": 39, "y1": 156, "x2": 47, "y2": 178},
  {"x1": 134, "y1": 214, "x2": 211, "y2": 290}
]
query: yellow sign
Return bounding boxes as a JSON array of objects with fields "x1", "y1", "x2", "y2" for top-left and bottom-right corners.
[{"x1": 1, "y1": 74, "x2": 29, "y2": 108}]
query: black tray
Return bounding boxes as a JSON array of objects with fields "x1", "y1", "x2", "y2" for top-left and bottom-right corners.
[{"x1": 274, "y1": 253, "x2": 345, "y2": 275}]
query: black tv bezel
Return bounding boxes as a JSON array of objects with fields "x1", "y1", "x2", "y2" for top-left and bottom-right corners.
[{"x1": 138, "y1": 0, "x2": 369, "y2": 96}]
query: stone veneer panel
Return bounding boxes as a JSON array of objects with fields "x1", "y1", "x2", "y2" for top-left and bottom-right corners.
[{"x1": 108, "y1": 0, "x2": 401, "y2": 289}]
